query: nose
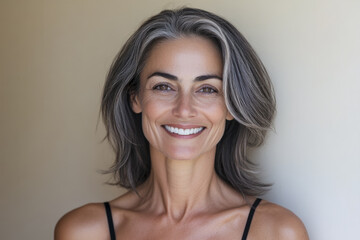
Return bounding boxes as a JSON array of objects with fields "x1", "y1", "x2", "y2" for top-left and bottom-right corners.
[{"x1": 172, "y1": 92, "x2": 197, "y2": 118}]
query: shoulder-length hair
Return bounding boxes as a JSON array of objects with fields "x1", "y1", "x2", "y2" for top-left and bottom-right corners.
[{"x1": 101, "y1": 7, "x2": 276, "y2": 196}]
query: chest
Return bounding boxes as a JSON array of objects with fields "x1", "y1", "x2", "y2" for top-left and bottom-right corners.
[{"x1": 114, "y1": 214, "x2": 248, "y2": 240}]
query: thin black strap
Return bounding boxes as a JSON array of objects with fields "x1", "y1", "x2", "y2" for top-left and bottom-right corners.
[
  {"x1": 241, "y1": 198, "x2": 262, "y2": 240},
  {"x1": 104, "y1": 202, "x2": 116, "y2": 240}
]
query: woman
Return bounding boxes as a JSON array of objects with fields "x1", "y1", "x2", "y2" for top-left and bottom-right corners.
[{"x1": 55, "y1": 8, "x2": 309, "y2": 239}]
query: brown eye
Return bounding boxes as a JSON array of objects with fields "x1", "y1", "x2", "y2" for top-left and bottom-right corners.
[
  {"x1": 153, "y1": 84, "x2": 172, "y2": 91},
  {"x1": 198, "y1": 86, "x2": 217, "y2": 94}
]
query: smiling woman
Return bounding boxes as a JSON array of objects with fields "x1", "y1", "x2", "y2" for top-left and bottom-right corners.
[
  {"x1": 131, "y1": 36, "x2": 231, "y2": 161},
  {"x1": 55, "y1": 7, "x2": 309, "y2": 240}
]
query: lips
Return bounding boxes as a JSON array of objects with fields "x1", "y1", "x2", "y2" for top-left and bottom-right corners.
[{"x1": 163, "y1": 125, "x2": 205, "y2": 136}]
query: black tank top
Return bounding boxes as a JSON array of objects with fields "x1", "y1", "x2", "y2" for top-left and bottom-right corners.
[{"x1": 104, "y1": 198, "x2": 261, "y2": 240}]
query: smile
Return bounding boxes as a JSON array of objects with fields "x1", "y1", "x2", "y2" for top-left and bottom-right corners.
[{"x1": 163, "y1": 125, "x2": 205, "y2": 136}]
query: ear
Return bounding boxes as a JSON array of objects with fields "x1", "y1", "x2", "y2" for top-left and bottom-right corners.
[
  {"x1": 226, "y1": 111, "x2": 234, "y2": 121},
  {"x1": 130, "y1": 93, "x2": 142, "y2": 113}
]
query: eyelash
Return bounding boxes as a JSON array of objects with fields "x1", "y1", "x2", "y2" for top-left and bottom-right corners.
[
  {"x1": 197, "y1": 86, "x2": 218, "y2": 94},
  {"x1": 152, "y1": 83, "x2": 218, "y2": 94},
  {"x1": 152, "y1": 83, "x2": 173, "y2": 91}
]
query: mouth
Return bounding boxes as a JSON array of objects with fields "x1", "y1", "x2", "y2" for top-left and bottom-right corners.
[{"x1": 163, "y1": 125, "x2": 205, "y2": 136}]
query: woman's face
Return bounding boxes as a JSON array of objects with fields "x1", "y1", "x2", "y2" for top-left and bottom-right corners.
[{"x1": 132, "y1": 36, "x2": 233, "y2": 161}]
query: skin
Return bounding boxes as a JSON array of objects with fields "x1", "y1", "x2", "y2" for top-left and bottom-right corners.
[{"x1": 55, "y1": 36, "x2": 309, "y2": 239}]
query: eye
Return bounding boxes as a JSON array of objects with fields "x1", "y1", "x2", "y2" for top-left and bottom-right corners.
[
  {"x1": 152, "y1": 83, "x2": 173, "y2": 91},
  {"x1": 198, "y1": 86, "x2": 218, "y2": 94}
]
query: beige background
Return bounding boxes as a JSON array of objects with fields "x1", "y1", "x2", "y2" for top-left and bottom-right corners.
[{"x1": 1, "y1": 0, "x2": 359, "y2": 239}]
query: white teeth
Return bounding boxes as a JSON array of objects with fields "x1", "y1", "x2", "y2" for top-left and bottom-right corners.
[{"x1": 164, "y1": 125, "x2": 204, "y2": 136}]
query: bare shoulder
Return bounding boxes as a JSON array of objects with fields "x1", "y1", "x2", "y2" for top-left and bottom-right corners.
[
  {"x1": 253, "y1": 199, "x2": 309, "y2": 240},
  {"x1": 54, "y1": 202, "x2": 109, "y2": 240}
]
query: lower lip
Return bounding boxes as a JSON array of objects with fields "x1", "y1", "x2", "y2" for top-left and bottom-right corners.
[{"x1": 162, "y1": 126, "x2": 205, "y2": 139}]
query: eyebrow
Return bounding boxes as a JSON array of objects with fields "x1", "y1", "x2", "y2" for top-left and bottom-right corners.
[{"x1": 147, "y1": 71, "x2": 222, "y2": 81}]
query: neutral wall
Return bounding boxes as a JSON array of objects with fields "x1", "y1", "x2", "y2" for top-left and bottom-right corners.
[{"x1": 1, "y1": 0, "x2": 359, "y2": 239}]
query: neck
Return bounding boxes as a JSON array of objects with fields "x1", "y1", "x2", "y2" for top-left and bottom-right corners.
[{"x1": 138, "y1": 147, "x2": 224, "y2": 221}]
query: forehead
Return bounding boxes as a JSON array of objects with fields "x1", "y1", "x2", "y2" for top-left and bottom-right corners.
[{"x1": 140, "y1": 36, "x2": 223, "y2": 79}]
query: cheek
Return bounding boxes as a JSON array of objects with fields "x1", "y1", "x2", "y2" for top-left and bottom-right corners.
[
  {"x1": 141, "y1": 94, "x2": 171, "y2": 117},
  {"x1": 198, "y1": 98, "x2": 228, "y2": 119},
  {"x1": 203, "y1": 101, "x2": 229, "y2": 137},
  {"x1": 139, "y1": 94, "x2": 173, "y2": 139}
]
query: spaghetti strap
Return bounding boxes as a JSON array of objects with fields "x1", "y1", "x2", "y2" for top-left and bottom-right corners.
[
  {"x1": 103, "y1": 199, "x2": 260, "y2": 240},
  {"x1": 241, "y1": 198, "x2": 262, "y2": 240},
  {"x1": 104, "y1": 202, "x2": 116, "y2": 240}
]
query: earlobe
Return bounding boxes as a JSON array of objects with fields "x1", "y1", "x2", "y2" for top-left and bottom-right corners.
[
  {"x1": 131, "y1": 94, "x2": 142, "y2": 113},
  {"x1": 226, "y1": 111, "x2": 234, "y2": 121}
]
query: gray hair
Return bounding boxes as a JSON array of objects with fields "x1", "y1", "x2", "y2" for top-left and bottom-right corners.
[{"x1": 101, "y1": 7, "x2": 276, "y2": 196}]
